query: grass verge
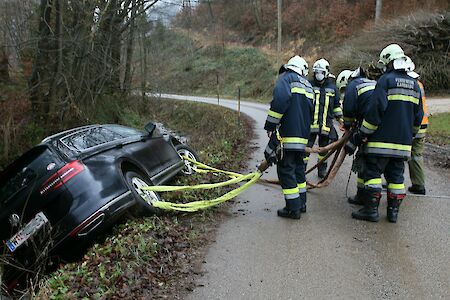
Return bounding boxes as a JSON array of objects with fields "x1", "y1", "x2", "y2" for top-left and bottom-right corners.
[
  {"x1": 36, "y1": 97, "x2": 255, "y2": 299},
  {"x1": 426, "y1": 112, "x2": 450, "y2": 145}
]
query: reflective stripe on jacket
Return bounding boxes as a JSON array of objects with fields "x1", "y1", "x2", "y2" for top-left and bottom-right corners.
[
  {"x1": 264, "y1": 71, "x2": 314, "y2": 151},
  {"x1": 361, "y1": 69, "x2": 424, "y2": 158},
  {"x1": 415, "y1": 80, "x2": 428, "y2": 138},
  {"x1": 310, "y1": 78, "x2": 341, "y2": 135},
  {"x1": 343, "y1": 77, "x2": 376, "y2": 129}
]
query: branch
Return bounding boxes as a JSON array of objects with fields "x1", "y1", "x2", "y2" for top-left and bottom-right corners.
[{"x1": 120, "y1": 0, "x2": 159, "y2": 34}]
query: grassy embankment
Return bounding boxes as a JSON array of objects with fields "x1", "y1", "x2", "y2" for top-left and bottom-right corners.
[
  {"x1": 427, "y1": 112, "x2": 450, "y2": 145},
  {"x1": 30, "y1": 97, "x2": 254, "y2": 299},
  {"x1": 146, "y1": 23, "x2": 276, "y2": 101}
]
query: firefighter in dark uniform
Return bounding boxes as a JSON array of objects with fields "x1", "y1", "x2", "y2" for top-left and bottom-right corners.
[
  {"x1": 264, "y1": 55, "x2": 314, "y2": 219},
  {"x1": 337, "y1": 67, "x2": 377, "y2": 205},
  {"x1": 346, "y1": 44, "x2": 424, "y2": 223},
  {"x1": 306, "y1": 58, "x2": 343, "y2": 178}
]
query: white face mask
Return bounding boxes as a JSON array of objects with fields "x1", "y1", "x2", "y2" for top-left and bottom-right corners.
[{"x1": 315, "y1": 72, "x2": 325, "y2": 81}]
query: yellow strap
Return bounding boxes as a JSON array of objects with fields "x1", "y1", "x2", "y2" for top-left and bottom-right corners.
[
  {"x1": 141, "y1": 156, "x2": 261, "y2": 212},
  {"x1": 153, "y1": 172, "x2": 262, "y2": 212}
]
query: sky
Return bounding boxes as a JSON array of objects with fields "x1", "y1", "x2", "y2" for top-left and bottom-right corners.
[{"x1": 148, "y1": 0, "x2": 196, "y2": 25}]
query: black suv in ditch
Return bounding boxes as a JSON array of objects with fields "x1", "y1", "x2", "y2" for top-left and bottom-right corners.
[{"x1": 0, "y1": 122, "x2": 198, "y2": 291}]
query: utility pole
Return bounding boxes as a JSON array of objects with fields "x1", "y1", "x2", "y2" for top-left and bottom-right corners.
[
  {"x1": 375, "y1": 0, "x2": 382, "y2": 23},
  {"x1": 277, "y1": 0, "x2": 282, "y2": 68}
]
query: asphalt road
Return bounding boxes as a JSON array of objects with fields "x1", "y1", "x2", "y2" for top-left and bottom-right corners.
[{"x1": 160, "y1": 94, "x2": 450, "y2": 299}]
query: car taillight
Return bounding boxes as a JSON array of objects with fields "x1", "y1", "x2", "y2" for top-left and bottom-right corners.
[{"x1": 39, "y1": 160, "x2": 84, "y2": 195}]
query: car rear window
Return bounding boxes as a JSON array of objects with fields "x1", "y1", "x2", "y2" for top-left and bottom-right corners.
[
  {"x1": 60, "y1": 127, "x2": 131, "y2": 151},
  {"x1": 0, "y1": 146, "x2": 56, "y2": 207}
]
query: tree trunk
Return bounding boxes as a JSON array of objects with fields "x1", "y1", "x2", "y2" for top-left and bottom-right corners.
[
  {"x1": 0, "y1": 46, "x2": 10, "y2": 82},
  {"x1": 48, "y1": 0, "x2": 63, "y2": 118},
  {"x1": 123, "y1": 0, "x2": 137, "y2": 94},
  {"x1": 28, "y1": 0, "x2": 53, "y2": 122}
]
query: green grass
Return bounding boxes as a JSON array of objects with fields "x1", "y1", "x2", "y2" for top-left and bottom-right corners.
[
  {"x1": 145, "y1": 26, "x2": 275, "y2": 101},
  {"x1": 37, "y1": 97, "x2": 254, "y2": 299},
  {"x1": 427, "y1": 112, "x2": 450, "y2": 145}
]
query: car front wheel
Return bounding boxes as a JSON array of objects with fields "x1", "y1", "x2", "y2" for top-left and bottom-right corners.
[
  {"x1": 125, "y1": 171, "x2": 161, "y2": 215},
  {"x1": 175, "y1": 144, "x2": 199, "y2": 175}
]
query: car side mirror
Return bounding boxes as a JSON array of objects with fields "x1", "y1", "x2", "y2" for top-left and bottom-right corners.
[{"x1": 144, "y1": 122, "x2": 157, "y2": 136}]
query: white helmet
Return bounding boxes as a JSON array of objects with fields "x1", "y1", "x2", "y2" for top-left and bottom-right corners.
[
  {"x1": 284, "y1": 55, "x2": 309, "y2": 76},
  {"x1": 313, "y1": 58, "x2": 330, "y2": 77},
  {"x1": 405, "y1": 56, "x2": 420, "y2": 78},
  {"x1": 336, "y1": 70, "x2": 353, "y2": 90},
  {"x1": 378, "y1": 44, "x2": 406, "y2": 66},
  {"x1": 404, "y1": 56, "x2": 415, "y2": 71}
]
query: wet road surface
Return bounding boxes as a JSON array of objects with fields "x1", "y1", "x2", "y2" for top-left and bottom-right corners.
[{"x1": 160, "y1": 94, "x2": 450, "y2": 299}]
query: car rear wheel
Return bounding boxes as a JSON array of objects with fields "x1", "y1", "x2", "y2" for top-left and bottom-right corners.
[
  {"x1": 125, "y1": 171, "x2": 161, "y2": 215},
  {"x1": 175, "y1": 144, "x2": 199, "y2": 175}
]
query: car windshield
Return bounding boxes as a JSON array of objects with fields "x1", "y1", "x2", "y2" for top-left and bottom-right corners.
[
  {"x1": 0, "y1": 146, "x2": 55, "y2": 207},
  {"x1": 60, "y1": 126, "x2": 141, "y2": 151}
]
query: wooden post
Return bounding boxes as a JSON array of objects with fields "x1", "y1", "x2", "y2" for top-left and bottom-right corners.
[
  {"x1": 375, "y1": 0, "x2": 382, "y2": 23},
  {"x1": 237, "y1": 86, "x2": 241, "y2": 125},
  {"x1": 216, "y1": 73, "x2": 220, "y2": 105}
]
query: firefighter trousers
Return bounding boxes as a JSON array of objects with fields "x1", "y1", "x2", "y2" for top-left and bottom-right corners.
[
  {"x1": 408, "y1": 137, "x2": 425, "y2": 187},
  {"x1": 362, "y1": 155, "x2": 406, "y2": 195},
  {"x1": 276, "y1": 150, "x2": 306, "y2": 211}
]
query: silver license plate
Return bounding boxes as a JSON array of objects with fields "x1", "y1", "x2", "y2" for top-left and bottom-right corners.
[{"x1": 5, "y1": 212, "x2": 49, "y2": 252}]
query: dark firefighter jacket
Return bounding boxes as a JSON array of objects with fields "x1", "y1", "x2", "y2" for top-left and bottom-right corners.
[
  {"x1": 360, "y1": 69, "x2": 424, "y2": 158},
  {"x1": 264, "y1": 70, "x2": 314, "y2": 151},
  {"x1": 342, "y1": 76, "x2": 377, "y2": 129},
  {"x1": 310, "y1": 78, "x2": 342, "y2": 135}
]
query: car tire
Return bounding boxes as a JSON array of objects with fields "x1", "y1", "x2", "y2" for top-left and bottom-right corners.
[
  {"x1": 125, "y1": 170, "x2": 162, "y2": 216},
  {"x1": 175, "y1": 144, "x2": 199, "y2": 175}
]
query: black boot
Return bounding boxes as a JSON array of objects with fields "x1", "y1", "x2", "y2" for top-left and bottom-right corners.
[
  {"x1": 300, "y1": 193, "x2": 307, "y2": 213},
  {"x1": 352, "y1": 190, "x2": 380, "y2": 222},
  {"x1": 387, "y1": 193, "x2": 405, "y2": 223},
  {"x1": 348, "y1": 188, "x2": 364, "y2": 205},
  {"x1": 318, "y1": 162, "x2": 327, "y2": 179},
  {"x1": 408, "y1": 185, "x2": 425, "y2": 195},
  {"x1": 277, "y1": 207, "x2": 301, "y2": 219}
]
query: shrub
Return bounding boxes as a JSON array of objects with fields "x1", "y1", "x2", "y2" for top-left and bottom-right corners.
[{"x1": 331, "y1": 11, "x2": 450, "y2": 93}]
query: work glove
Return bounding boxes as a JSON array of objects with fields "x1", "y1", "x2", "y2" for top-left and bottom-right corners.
[
  {"x1": 264, "y1": 135, "x2": 280, "y2": 166},
  {"x1": 345, "y1": 131, "x2": 363, "y2": 155}
]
